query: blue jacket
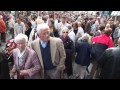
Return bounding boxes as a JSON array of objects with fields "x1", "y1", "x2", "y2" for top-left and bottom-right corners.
[{"x1": 75, "y1": 40, "x2": 92, "y2": 66}]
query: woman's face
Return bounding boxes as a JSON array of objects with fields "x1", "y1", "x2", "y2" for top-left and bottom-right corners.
[
  {"x1": 62, "y1": 29, "x2": 68, "y2": 38},
  {"x1": 48, "y1": 20, "x2": 52, "y2": 27},
  {"x1": 16, "y1": 39, "x2": 27, "y2": 52}
]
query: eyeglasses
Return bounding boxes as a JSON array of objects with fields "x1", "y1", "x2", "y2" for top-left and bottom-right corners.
[
  {"x1": 63, "y1": 32, "x2": 68, "y2": 33},
  {"x1": 41, "y1": 31, "x2": 50, "y2": 36},
  {"x1": 16, "y1": 42, "x2": 26, "y2": 45}
]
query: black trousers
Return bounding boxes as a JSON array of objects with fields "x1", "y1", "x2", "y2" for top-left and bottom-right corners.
[
  {"x1": 0, "y1": 32, "x2": 6, "y2": 42},
  {"x1": 0, "y1": 52, "x2": 10, "y2": 79},
  {"x1": 10, "y1": 28, "x2": 14, "y2": 38}
]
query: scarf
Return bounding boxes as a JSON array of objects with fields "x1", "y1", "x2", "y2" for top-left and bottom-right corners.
[{"x1": 61, "y1": 35, "x2": 69, "y2": 43}]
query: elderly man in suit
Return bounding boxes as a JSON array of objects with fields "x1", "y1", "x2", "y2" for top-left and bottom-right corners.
[
  {"x1": 31, "y1": 23, "x2": 66, "y2": 79},
  {"x1": 10, "y1": 33, "x2": 41, "y2": 79}
]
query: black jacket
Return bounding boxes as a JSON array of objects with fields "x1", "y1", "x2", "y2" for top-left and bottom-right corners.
[
  {"x1": 0, "y1": 52, "x2": 10, "y2": 79},
  {"x1": 98, "y1": 48, "x2": 120, "y2": 79},
  {"x1": 75, "y1": 39, "x2": 92, "y2": 66}
]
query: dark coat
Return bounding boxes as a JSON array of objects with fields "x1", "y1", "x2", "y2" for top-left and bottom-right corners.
[
  {"x1": 75, "y1": 39, "x2": 92, "y2": 66},
  {"x1": 60, "y1": 36, "x2": 74, "y2": 76},
  {"x1": 53, "y1": 26, "x2": 59, "y2": 37},
  {"x1": 50, "y1": 26, "x2": 59, "y2": 38},
  {"x1": 98, "y1": 48, "x2": 120, "y2": 79},
  {"x1": 25, "y1": 27, "x2": 32, "y2": 40},
  {"x1": 0, "y1": 52, "x2": 10, "y2": 79}
]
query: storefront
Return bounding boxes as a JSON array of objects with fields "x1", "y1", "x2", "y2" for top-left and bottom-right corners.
[{"x1": 111, "y1": 11, "x2": 120, "y2": 21}]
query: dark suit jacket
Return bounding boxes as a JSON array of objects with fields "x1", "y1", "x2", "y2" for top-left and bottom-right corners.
[{"x1": 0, "y1": 52, "x2": 10, "y2": 79}]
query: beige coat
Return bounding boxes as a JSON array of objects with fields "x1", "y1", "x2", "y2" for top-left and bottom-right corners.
[{"x1": 31, "y1": 37, "x2": 66, "y2": 79}]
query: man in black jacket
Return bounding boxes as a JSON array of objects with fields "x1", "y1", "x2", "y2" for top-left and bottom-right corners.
[{"x1": 98, "y1": 47, "x2": 120, "y2": 79}]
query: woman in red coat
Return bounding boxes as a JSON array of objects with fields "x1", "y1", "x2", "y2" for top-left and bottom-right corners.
[{"x1": 0, "y1": 15, "x2": 6, "y2": 42}]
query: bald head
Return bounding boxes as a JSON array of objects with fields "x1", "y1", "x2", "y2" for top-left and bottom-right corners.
[{"x1": 104, "y1": 28, "x2": 112, "y2": 36}]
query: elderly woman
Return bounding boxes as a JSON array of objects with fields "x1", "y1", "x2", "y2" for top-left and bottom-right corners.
[
  {"x1": 60, "y1": 27, "x2": 74, "y2": 78},
  {"x1": 10, "y1": 33, "x2": 41, "y2": 79},
  {"x1": 75, "y1": 33, "x2": 92, "y2": 79}
]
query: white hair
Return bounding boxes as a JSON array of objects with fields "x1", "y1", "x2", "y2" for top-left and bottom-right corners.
[
  {"x1": 62, "y1": 27, "x2": 69, "y2": 32},
  {"x1": 14, "y1": 33, "x2": 28, "y2": 43},
  {"x1": 37, "y1": 23, "x2": 50, "y2": 34},
  {"x1": 81, "y1": 33, "x2": 89, "y2": 41}
]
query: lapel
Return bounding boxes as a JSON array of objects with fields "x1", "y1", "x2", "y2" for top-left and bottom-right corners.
[
  {"x1": 15, "y1": 47, "x2": 30, "y2": 67},
  {"x1": 24, "y1": 47, "x2": 30, "y2": 62},
  {"x1": 34, "y1": 37, "x2": 57, "y2": 67},
  {"x1": 14, "y1": 49, "x2": 19, "y2": 67},
  {"x1": 35, "y1": 39, "x2": 44, "y2": 68},
  {"x1": 50, "y1": 37, "x2": 56, "y2": 63}
]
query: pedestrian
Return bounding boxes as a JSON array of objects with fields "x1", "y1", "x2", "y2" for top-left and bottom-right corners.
[
  {"x1": 31, "y1": 23, "x2": 66, "y2": 79},
  {"x1": 75, "y1": 33, "x2": 92, "y2": 79},
  {"x1": 98, "y1": 47, "x2": 120, "y2": 79},
  {"x1": 14, "y1": 17, "x2": 26, "y2": 37},
  {"x1": 60, "y1": 27, "x2": 74, "y2": 78},
  {"x1": 0, "y1": 15, "x2": 6, "y2": 42},
  {"x1": 90, "y1": 28, "x2": 114, "y2": 79},
  {"x1": 10, "y1": 33, "x2": 41, "y2": 79}
]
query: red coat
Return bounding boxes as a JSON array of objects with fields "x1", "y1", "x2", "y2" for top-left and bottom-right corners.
[
  {"x1": 92, "y1": 34, "x2": 114, "y2": 48},
  {"x1": 0, "y1": 19, "x2": 6, "y2": 33}
]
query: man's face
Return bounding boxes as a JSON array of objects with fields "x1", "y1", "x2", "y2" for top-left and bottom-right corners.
[
  {"x1": 48, "y1": 20, "x2": 52, "y2": 27},
  {"x1": 17, "y1": 18, "x2": 21, "y2": 24},
  {"x1": 54, "y1": 14, "x2": 58, "y2": 19},
  {"x1": 61, "y1": 18, "x2": 65, "y2": 23},
  {"x1": 38, "y1": 29, "x2": 50, "y2": 42}
]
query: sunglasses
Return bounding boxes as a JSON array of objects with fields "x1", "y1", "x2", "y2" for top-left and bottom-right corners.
[{"x1": 63, "y1": 32, "x2": 68, "y2": 33}]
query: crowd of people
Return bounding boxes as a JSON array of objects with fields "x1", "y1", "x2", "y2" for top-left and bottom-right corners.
[{"x1": 0, "y1": 11, "x2": 120, "y2": 79}]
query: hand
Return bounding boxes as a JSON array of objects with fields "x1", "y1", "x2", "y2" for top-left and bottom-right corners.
[
  {"x1": 20, "y1": 70, "x2": 28, "y2": 76},
  {"x1": 10, "y1": 70, "x2": 16, "y2": 79},
  {"x1": 4, "y1": 50, "x2": 8, "y2": 54}
]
